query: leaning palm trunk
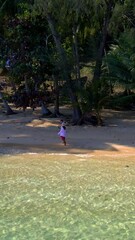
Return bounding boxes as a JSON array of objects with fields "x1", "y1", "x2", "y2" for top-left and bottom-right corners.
[{"x1": 46, "y1": 13, "x2": 82, "y2": 123}]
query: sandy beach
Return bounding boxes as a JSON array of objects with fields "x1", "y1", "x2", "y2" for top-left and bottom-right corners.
[
  {"x1": 1, "y1": 107, "x2": 135, "y2": 240},
  {"x1": 0, "y1": 107, "x2": 135, "y2": 156}
]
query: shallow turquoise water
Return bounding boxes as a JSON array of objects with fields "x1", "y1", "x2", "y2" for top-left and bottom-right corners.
[{"x1": 0, "y1": 154, "x2": 135, "y2": 240}]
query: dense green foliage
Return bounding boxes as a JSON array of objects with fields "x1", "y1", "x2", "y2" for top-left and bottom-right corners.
[{"x1": 0, "y1": 0, "x2": 135, "y2": 123}]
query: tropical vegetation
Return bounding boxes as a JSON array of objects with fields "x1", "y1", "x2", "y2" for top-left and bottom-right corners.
[{"x1": 0, "y1": 0, "x2": 135, "y2": 124}]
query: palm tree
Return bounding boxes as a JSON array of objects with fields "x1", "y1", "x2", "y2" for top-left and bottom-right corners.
[{"x1": 104, "y1": 29, "x2": 135, "y2": 93}]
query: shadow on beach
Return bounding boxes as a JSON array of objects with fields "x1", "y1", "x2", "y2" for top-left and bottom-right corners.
[{"x1": 0, "y1": 108, "x2": 135, "y2": 156}]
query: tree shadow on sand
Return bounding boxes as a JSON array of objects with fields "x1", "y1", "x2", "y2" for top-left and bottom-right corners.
[{"x1": 0, "y1": 109, "x2": 135, "y2": 156}]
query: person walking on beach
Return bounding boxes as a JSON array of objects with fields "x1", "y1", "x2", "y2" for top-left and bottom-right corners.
[{"x1": 58, "y1": 121, "x2": 67, "y2": 146}]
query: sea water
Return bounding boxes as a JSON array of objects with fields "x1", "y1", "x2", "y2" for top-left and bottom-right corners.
[{"x1": 0, "y1": 154, "x2": 135, "y2": 240}]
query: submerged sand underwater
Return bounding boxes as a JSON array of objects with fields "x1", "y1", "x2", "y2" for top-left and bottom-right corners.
[{"x1": 0, "y1": 153, "x2": 135, "y2": 240}]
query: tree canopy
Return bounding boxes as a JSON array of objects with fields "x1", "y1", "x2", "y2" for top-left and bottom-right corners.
[{"x1": 0, "y1": 0, "x2": 135, "y2": 123}]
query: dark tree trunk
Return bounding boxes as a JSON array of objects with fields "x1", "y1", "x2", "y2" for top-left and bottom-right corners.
[
  {"x1": 52, "y1": 75, "x2": 60, "y2": 116},
  {"x1": 92, "y1": 2, "x2": 115, "y2": 83},
  {"x1": 46, "y1": 13, "x2": 82, "y2": 123},
  {"x1": 72, "y1": 24, "x2": 81, "y2": 88}
]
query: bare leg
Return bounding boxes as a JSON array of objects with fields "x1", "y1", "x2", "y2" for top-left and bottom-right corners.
[{"x1": 63, "y1": 139, "x2": 66, "y2": 146}]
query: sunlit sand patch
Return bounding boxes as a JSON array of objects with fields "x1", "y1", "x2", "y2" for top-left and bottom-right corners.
[
  {"x1": 27, "y1": 152, "x2": 38, "y2": 155},
  {"x1": 26, "y1": 119, "x2": 60, "y2": 127},
  {"x1": 109, "y1": 143, "x2": 135, "y2": 152}
]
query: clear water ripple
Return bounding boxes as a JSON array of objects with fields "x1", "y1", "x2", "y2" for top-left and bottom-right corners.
[{"x1": 0, "y1": 154, "x2": 135, "y2": 240}]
